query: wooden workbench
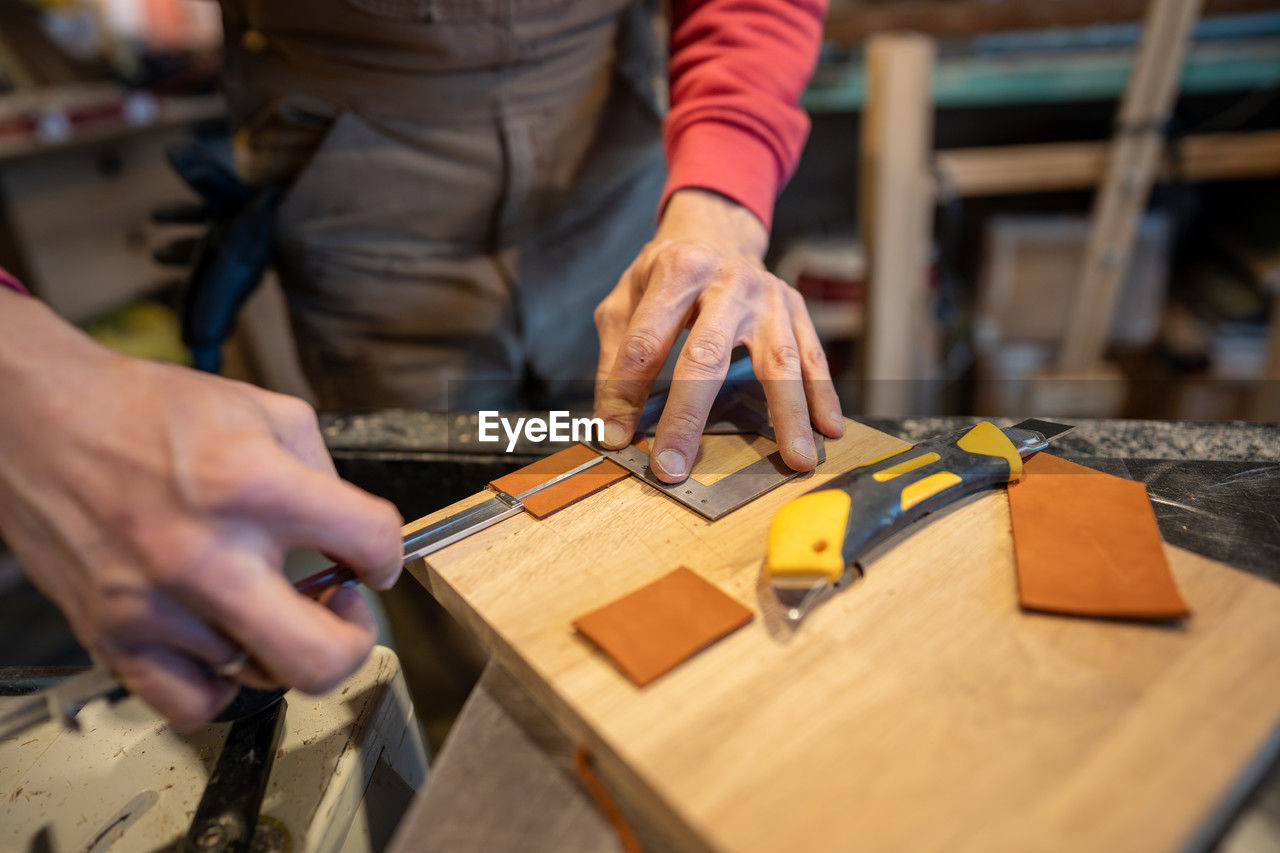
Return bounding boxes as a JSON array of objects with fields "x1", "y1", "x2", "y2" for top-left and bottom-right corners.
[{"x1": 324, "y1": 416, "x2": 1280, "y2": 852}]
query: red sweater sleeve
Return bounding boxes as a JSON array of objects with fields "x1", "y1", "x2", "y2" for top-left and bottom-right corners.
[
  {"x1": 0, "y1": 265, "x2": 28, "y2": 295},
  {"x1": 661, "y1": 0, "x2": 827, "y2": 231}
]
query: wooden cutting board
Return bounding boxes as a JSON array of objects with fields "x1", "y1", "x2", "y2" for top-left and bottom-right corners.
[{"x1": 404, "y1": 419, "x2": 1280, "y2": 852}]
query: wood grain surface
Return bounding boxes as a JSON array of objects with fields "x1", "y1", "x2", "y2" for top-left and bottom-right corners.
[{"x1": 404, "y1": 420, "x2": 1280, "y2": 852}]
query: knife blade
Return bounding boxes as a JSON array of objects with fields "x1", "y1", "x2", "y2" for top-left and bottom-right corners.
[
  {"x1": 402, "y1": 452, "x2": 606, "y2": 561},
  {"x1": 767, "y1": 419, "x2": 1074, "y2": 625},
  {"x1": 296, "y1": 451, "x2": 607, "y2": 597}
]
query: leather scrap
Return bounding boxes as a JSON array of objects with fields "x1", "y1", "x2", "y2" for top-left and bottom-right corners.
[
  {"x1": 574, "y1": 567, "x2": 753, "y2": 686},
  {"x1": 1009, "y1": 453, "x2": 1190, "y2": 620},
  {"x1": 574, "y1": 748, "x2": 642, "y2": 853},
  {"x1": 490, "y1": 443, "x2": 630, "y2": 519}
]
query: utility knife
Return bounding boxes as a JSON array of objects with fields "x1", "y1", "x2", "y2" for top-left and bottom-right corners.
[{"x1": 767, "y1": 418, "x2": 1074, "y2": 625}]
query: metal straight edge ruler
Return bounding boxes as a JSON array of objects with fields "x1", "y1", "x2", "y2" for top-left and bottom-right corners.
[{"x1": 589, "y1": 359, "x2": 825, "y2": 521}]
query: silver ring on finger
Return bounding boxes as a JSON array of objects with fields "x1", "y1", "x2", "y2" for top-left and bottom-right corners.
[{"x1": 214, "y1": 651, "x2": 249, "y2": 678}]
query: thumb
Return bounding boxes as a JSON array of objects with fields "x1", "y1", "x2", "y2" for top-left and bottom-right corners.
[{"x1": 258, "y1": 455, "x2": 404, "y2": 590}]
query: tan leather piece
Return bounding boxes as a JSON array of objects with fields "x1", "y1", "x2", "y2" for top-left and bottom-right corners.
[
  {"x1": 490, "y1": 444, "x2": 631, "y2": 519},
  {"x1": 1018, "y1": 453, "x2": 1097, "y2": 477},
  {"x1": 573, "y1": 567, "x2": 754, "y2": 687},
  {"x1": 574, "y1": 749, "x2": 642, "y2": 853},
  {"x1": 1009, "y1": 453, "x2": 1190, "y2": 619}
]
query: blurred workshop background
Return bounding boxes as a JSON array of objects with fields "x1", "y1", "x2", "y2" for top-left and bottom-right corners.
[
  {"x1": 2, "y1": 0, "x2": 1279, "y2": 422},
  {"x1": 1, "y1": 0, "x2": 1279, "y2": 747}
]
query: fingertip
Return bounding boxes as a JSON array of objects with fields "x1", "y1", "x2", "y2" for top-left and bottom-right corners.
[
  {"x1": 315, "y1": 485, "x2": 402, "y2": 588},
  {"x1": 367, "y1": 564, "x2": 402, "y2": 592},
  {"x1": 650, "y1": 446, "x2": 689, "y2": 483},
  {"x1": 595, "y1": 370, "x2": 657, "y2": 446},
  {"x1": 599, "y1": 419, "x2": 632, "y2": 450},
  {"x1": 805, "y1": 381, "x2": 845, "y2": 439},
  {"x1": 783, "y1": 437, "x2": 818, "y2": 473},
  {"x1": 363, "y1": 498, "x2": 404, "y2": 589},
  {"x1": 232, "y1": 660, "x2": 282, "y2": 691},
  {"x1": 170, "y1": 681, "x2": 238, "y2": 733},
  {"x1": 822, "y1": 410, "x2": 846, "y2": 439},
  {"x1": 118, "y1": 646, "x2": 239, "y2": 731},
  {"x1": 321, "y1": 584, "x2": 377, "y2": 643}
]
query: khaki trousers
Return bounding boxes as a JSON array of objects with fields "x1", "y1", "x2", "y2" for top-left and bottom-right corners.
[{"x1": 218, "y1": 0, "x2": 666, "y2": 411}]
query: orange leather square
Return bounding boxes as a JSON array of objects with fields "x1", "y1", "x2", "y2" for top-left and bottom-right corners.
[
  {"x1": 1009, "y1": 454, "x2": 1190, "y2": 620},
  {"x1": 490, "y1": 444, "x2": 630, "y2": 519},
  {"x1": 574, "y1": 567, "x2": 754, "y2": 686}
]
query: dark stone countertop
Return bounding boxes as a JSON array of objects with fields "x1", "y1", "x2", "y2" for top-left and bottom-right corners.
[
  {"x1": 322, "y1": 412, "x2": 1280, "y2": 582},
  {"x1": 323, "y1": 411, "x2": 1279, "y2": 461},
  {"x1": 861, "y1": 417, "x2": 1280, "y2": 462}
]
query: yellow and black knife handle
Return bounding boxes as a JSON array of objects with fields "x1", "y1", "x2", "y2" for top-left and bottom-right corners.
[{"x1": 767, "y1": 422, "x2": 1023, "y2": 584}]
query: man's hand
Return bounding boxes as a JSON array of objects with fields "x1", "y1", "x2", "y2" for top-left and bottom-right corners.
[
  {"x1": 594, "y1": 188, "x2": 844, "y2": 482},
  {"x1": 0, "y1": 291, "x2": 403, "y2": 729}
]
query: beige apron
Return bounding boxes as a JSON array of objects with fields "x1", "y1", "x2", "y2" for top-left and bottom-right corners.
[{"x1": 218, "y1": 0, "x2": 665, "y2": 410}]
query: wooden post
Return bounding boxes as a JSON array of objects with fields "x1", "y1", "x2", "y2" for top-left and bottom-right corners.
[
  {"x1": 1058, "y1": 0, "x2": 1204, "y2": 371},
  {"x1": 859, "y1": 32, "x2": 936, "y2": 416},
  {"x1": 1253, "y1": 292, "x2": 1280, "y2": 420}
]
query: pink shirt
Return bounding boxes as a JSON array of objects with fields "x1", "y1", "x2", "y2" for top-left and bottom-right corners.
[
  {"x1": 0, "y1": 265, "x2": 28, "y2": 295},
  {"x1": 662, "y1": 0, "x2": 827, "y2": 231}
]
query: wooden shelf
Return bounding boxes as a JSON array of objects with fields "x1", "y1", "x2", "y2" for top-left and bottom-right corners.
[
  {"x1": 936, "y1": 129, "x2": 1280, "y2": 196},
  {"x1": 806, "y1": 38, "x2": 1280, "y2": 111}
]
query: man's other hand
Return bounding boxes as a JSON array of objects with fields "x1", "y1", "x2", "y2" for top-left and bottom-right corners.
[{"x1": 594, "y1": 188, "x2": 844, "y2": 483}]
